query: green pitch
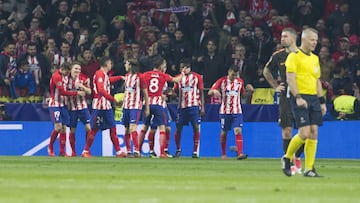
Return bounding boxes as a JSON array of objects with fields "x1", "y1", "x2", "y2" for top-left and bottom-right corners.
[{"x1": 0, "y1": 157, "x2": 359, "y2": 203}]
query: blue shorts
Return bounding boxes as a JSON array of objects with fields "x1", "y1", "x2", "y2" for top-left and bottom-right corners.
[
  {"x1": 90, "y1": 109, "x2": 116, "y2": 130},
  {"x1": 49, "y1": 106, "x2": 69, "y2": 126},
  {"x1": 219, "y1": 114, "x2": 243, "y2": 132},
  {"x1": 176, "y1": 106, "x2": 201, "y2": 126},
  {"x1": 68, "y1": 109, "x2": 91, "y2": 128},
  {"x1": 121, "y1": 109, "x2": 141, "y2": 127},
  {"x1": 149, "y1": 104, "x2": 167, "y2": 128}
]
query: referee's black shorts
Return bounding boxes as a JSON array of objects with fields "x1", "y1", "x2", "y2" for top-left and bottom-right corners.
[{"x1": 289, "y1": 94, "x2": 323, "y2": 128}]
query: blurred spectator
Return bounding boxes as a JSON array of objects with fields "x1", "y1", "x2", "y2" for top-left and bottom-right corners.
[
  {"x1": 193, "y1": 39, "x2": 226, "y2": 88},
  {"x1": 157, "y1": 32, "x2": 173, "y2": 74},
  {"x1": 327, "y1": 2, "x2": 353, "y2": 39},
  {"x1": 52, "y1": 41, "x2": 75, "y2": 69},
  {"x1": 332, "y1": 36, "x2": 350, "y2": 64},
  {"x1": 292, "y1": 0, "x2": 319, "y2": 28},
  {"x1": 193, "y1": 17, "x2": 219, "y2": 56},
  {"x1": 336, "y1": 21, "x2": 359, "y2": 47},
  {"x1": 315, "y1": 18, "x2": 329, "y2": 40},
  {"x1": 333, "y1": 60, "x2": 353, "y2": 95},
  {"x1": 18, "y1": 42, "x2": 51, "y2": 96},
  {"x1": 331, "y1": 83, "x2": 360, "y2": 120},
  {"x1": 227, "y1": 43, "x2": 256, "y2": 95},
  {"x1": 78, "y1": 46, "x2": 99, "y2": 95},
  {"x1": 251, "y1": 25, "x2": 274, "y2": 66},
  {"x1": 10, "y1": 58, "x2": 35, "y2": 99},
  {"x1": 169, "y1": 28, "x2": 192, "y2": 75},
  {"x1": 319, "y1": 46, "x2": 336, "y2": 85},
  {"x1": 0, "y1": 103, "x2": 11, "y2": 120},
  {"x1": 233, "y1": 9, "x2": 248, "y2": 32},
  {"x1": 15, "y1": 29, "x2": 29, "y2": 57},
  {"x1": 0, "y1": 41, "x2": 16, "y2": 98},
  {"x1": 139, "y1": 42, "x2": 158, "y2": 72},
  {"x1": 71, "y1": 1, "x2": 96, "y2": 29},
  {"x1": 248, "y1": 0, "x2": 272, "y2": 26}
]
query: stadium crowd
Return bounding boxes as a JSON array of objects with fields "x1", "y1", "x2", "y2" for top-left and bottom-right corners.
[{"x1": 0, "y1": 0, "x2": 359, "y2": 111}]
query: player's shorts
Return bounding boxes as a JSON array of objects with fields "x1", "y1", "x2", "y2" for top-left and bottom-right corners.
[
  {"x1": 149, "y1": 104, "x2": 167, "y2": 128},
  {"x1": 49, "y1": 106, "x2": 69, "y2": 126},
  {"x1": 68, "y1": 108, "x2": 91, "y2": 128},
  {"x1": 90, "y1": 109, "x2": 116, "y2": 130},
  {"x1": 176, "y1": 106, "x2": 201, "y2": 126},
  {"x1": 290, "y1": 94, "x2": 323, "y2": 128},
  {"x1": 121, "y1": 108, "x2": 141, "y2": 127},
  {"x1": 144, "y1": 107, "x2": 170, "y2": 130},
  {"x1": 219, "y1": 113, "x2": 243, "y2": 132},
  {"x1": 278, "y1": 93, "x2": 294, "y2": 128}
]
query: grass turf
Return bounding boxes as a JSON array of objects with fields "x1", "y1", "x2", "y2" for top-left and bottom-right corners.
[{"x1": 0, "y1": 156, "x2": 359, "y2": 203}]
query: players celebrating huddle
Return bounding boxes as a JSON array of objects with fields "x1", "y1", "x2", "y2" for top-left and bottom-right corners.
[{"x1": 46, "y1": 55, "x2": 250, "y2": 160}]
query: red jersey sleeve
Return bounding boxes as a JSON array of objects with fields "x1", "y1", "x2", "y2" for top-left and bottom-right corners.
[
  {"x1": 95, "y1": 72, "x2": 115, "y2": 102},
  {"x1": 109, "y1": 75, "x2": 123, "y2": 84},
  {"x1": 195, "y1": 73, "x2": 204, "y2": 90},
  {"x1": 210, "y1": 77, "x2": 224, "y2": 90},
  {"x1": 139, "y1": 73, "x2": 147, "y2": 89},
  {"x1": 54, "y1": 74, "x2": 78, "y2": 96}
]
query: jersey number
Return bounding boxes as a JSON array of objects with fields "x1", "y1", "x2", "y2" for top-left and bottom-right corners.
[{"x1": 149, "y1": 78, "x2": 159, "y2": 93}]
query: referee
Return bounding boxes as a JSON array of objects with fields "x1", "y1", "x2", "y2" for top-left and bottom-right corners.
[{"x1": 281, "y1": 28, "x2": 327, "y2": 177}]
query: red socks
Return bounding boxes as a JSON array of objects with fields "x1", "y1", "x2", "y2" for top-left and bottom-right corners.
[
  {"x1": 148, "y1": 131, "x2": 155, "y2": 151},
  {"x1": 235, "y1": 133, "x2": 243, "y2": 155},
  {"x1": 110, "y1": 127, "x2": 120, "y2": 152},
  {"x1": 131, "y1": 131, "x2": 139, "y2": 152},
  {"x1": 59, "y1": 132, "x2": 66, "y2": 154},
  {"x1": 69, "y1": 132, "x2": 76, "y2": 155},
  {"x1": 193, "y1": 131, "x2": 200, "y2": 153},
  {"x1": 220, "y1": 133, "x2": 227, "y2": 156}
]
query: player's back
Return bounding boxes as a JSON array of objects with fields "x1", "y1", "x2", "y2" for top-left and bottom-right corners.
[{"x1": 142, "y1": 70, "x2": 172, "y2": 105}]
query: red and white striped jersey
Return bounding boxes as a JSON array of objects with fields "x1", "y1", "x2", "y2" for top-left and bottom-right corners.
[
  {"x1": 48, "y1": 70, "x2": 78, "y2": 107},
  {"x1": 123, "y1": 72, "x2": 147, "y2": 109},
  {"x1": 142, "y1": 70, "x2": 173, "y2": 106},
  {"x1": 52, "y1": 54, "x2": 74, "y2": 68},
  {"x1": 174, "y1": 72, "x2": 204, "y2": 109},
  {"x1": 66, "y1": 73, "x2": 89, "y2": 110},
  {"x1": 92, "y1": 69, "x2": 113, "y2": 110},
  {"x1": 210, "y1": 76, "x2": 245, "y2": 114}
]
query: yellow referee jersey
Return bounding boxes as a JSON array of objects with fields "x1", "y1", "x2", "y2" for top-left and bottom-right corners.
[{"x1": 285, "y1": 49, "x2": 321, "y2": 95}]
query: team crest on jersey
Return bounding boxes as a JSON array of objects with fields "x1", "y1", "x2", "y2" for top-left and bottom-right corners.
[
  {"x1": 57, "y1": 81, "x2": 62, "y2": 86},
  {"x1": 98, "y1": 77, "x2": 103, "y2": 82}
]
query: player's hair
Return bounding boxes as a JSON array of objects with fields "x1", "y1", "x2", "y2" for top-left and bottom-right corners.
[
  {"x1": 282, "y1": 27, "x2": 297, "y2": 38},
  {"x1": 60, "y1": 61, "x2": 72, "y2": 70},
  {"x1": 301, "y1": 27, "x2": 318, "y2": 39},
  {"x1": 127, "y1": 58, "x2": 139, "y2": 73},
  {"x1": 71, "y1": 61, "x2": 82, "y2": 68},
  {"x1": 179, "y1": 58, "x2": 191, "y2": 69},
  {"x1": 152, "y1": 55, "x2": 165, "y2": 69},
  {"x1": 228, "y1": 64, "x2": 239, "y2": 73},
  {"x1": 99, "y1": 56, "x2": 112, "y2": 67}
]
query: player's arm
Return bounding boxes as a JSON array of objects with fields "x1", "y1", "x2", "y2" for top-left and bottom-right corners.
[
  {"x1": 197, "y1": 74, "x2": 205, "y2": 115},
  {"x1": 263, "y1": 60, "x2": 285, "y2": 92},
  {"x1": 96, "y1": 76, "x2": 115, "y2": 102},
  {"x1": 109, "y1": 75, "x2": 124, "y2": 84},
  {"x1": 56, "y1": 75, "x2": 85, "y2": 96},
  {"x1": 208, "y1": 78, "x2": 221, "y2": 97},
  {"x1": 317, "y1": 78, "x2": 327, "y2": 116},
  {"x1": 142, "y1": 87, "x2": 150, "y2": 117},
  {"x1": 77, "y1": 78, "x2": 92, "y2": 95},
  {"x1": 286, "y1": 71, "x2": 307, "y2": 108},
  {"x1": 170, "y1": 73, "x2": 183, "y2": 83}
]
